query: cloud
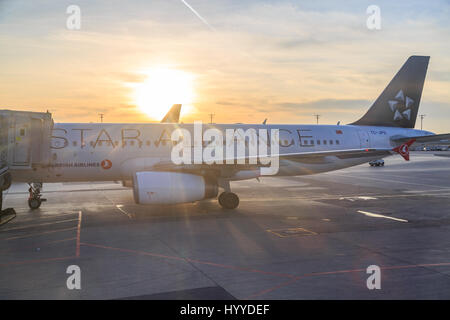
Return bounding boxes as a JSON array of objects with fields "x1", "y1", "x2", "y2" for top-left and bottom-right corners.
[{"x1": 0, "y1": 0, "x2": 448, "y2": 132}]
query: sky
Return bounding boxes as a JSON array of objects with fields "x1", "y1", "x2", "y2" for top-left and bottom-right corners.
[{"x1": 0, "y1": 0, "x2": 449, "y2": 132}]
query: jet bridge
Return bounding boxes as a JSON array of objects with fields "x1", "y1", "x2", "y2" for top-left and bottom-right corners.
[
  {"x1": 0, "y1": 110, "x2": 53, "y2": 170},
  {"x1": 0, "y1": 110, "x2": 53, "y2": 223}
]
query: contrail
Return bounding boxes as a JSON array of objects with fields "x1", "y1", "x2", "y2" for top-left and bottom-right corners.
[{"x1": 180, "y1": 0, "x2": 216, "y2": 31}]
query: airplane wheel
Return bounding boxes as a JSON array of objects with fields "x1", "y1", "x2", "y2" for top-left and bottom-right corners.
[
  {"x1": 218, "y1": 192, "x2": 239, "y2": 209},
  {"x1": 28, "y1": 198, "x2": 41, "y2": 210}
]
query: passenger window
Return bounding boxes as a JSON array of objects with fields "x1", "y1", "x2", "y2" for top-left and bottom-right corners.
[
  {"x1": 336, "y1": 140, "x2": 340, "y2": 145},
  {"x1": 330, "y1": 140, "x2": 333, "y2": 145},
  {"x1": 317, "y1": 140, "x2": 321, "y2": 145},
  {"x1": 323, "y1": 140, "x2": 327, "y2": 145},
  {"x1": 310, "y1": 140, "x2": 314, "y2": 145}
]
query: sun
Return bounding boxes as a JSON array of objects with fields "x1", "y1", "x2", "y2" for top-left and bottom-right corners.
[{"x1": 133, "y1": 67, "x2": 195, "y2": 120}]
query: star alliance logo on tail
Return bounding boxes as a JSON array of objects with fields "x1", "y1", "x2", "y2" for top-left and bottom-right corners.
[{"x1": 388, "y1": 90, "x2": 414, "y2": 121}]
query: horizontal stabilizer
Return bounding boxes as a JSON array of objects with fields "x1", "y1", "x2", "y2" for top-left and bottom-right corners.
[
  {"x1": 146, "y1": 148, "x2": 394, "y2": 172},
  {"x1": 392, "y1": 133, "x2": 450, "y2": 145}
]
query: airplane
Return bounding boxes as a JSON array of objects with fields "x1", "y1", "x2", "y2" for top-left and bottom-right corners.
[
  {"x1": 160, "y1": 104, "x2": 182, "y2": 123},
  {"x1": 0, "y1": 55, "x2": 449, "y2": 214}
]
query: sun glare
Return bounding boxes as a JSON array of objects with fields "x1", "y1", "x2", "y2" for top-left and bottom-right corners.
[{"x1": 133, "y1": 67, "x2": 195, "y2": 120}]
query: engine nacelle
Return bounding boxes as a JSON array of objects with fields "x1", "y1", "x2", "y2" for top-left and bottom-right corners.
[{"x1": 133, "y1": 172, "x2": 218, "y2": 205}]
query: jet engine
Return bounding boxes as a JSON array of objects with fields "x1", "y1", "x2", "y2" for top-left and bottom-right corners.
[{"x1": 132, "y1": 172, "x2": 218, "y2": 205}]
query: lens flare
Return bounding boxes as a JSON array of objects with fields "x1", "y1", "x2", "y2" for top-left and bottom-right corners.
[{"x1": 133, "y1": 67, "x2": 195, "y2": 120}]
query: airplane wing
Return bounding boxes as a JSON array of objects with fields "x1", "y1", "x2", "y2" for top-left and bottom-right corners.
[
  {"x1": 145, "y1": 148, "x2": 393, "y2": 172},
  {"x1": 279, "y1": 148, "x2": 392, "y2": 162},
  {"x1": 392, "y1": 133, "x2": 450, "y2": 145},
  {"x1": 161, "y1": 104, "x2": 182, "y2": 123}
]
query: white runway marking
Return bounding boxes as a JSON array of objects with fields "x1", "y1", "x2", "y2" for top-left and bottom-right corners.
[
  {"x1": 240, "y1": 191, "x2": 450, "y2": 203},
  {"x1": 330, "y1": 173, "x2": 448, "y2": 189},
  {"x1": 286, "y1": 187, "x2": 326, "y2": 191},
  {"x1": 115, "y1": 205, "x2": 134, "y2": 219},
  {"x1": 248, "y1": 178, "x2": 309, "y2": 187},
  {"x1": 403, "y1": 189, "x2": 450, "y2": 194},
  {"x1": 339, "y1": 196, "x2": 378, "y2": 201},
  {"x1": 100, "y1": 189, "x2": 134, "y2": 219},
  {"x1": 357, "y1": 210, "x2": 408, "y2": 223}
]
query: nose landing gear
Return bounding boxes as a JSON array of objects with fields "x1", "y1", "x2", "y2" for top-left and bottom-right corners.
[{"x1": 28, "y1": 183, "x2": 46, "y2": 210}]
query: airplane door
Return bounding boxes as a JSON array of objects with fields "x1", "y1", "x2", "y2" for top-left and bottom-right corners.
[
  {"x1": 13, "y1": 118, "x2": 31, "y2": 166},
  {"x1": 357, "y1": 130, "x2": 370, "y2": 148}
]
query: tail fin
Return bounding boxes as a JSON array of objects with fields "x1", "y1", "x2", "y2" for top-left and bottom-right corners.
[
  {"x1": 351, "y1": 56, "x2": 429, "y2": 128},
  {"x1": 161, "y1": 104, "x2": 181, "y2": 123}
]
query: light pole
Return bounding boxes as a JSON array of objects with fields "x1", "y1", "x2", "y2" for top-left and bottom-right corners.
[
  {"x1": 419, "y1": 114, "x2": 426, "y2": 130},
  {"x1": 313, "y1": 114, "x2": 320, "y2": 125}
]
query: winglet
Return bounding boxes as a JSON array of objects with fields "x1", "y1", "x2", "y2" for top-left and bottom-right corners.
[
  {"x1": 392, "y1": 139, "x2": 416, "y2": 161},
  {"x1": 161, "y1": 104, "x2": 182, "y2": 123}
]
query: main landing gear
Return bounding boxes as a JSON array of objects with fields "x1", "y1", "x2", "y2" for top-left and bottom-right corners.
[
  {"x1": 28, "y1": 183, "x2": 46, "y2": 210},
  {"x1": 218, "y1": 192, "x2": 239, "y2": 209},
  {"x1": 217, "y1": 179, "x2": 239, "y2": 209}
]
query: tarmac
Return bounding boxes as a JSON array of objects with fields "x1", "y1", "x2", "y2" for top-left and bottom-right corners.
[{"x1": 1, "y1": 152, "x2": 449, "y2": 299}]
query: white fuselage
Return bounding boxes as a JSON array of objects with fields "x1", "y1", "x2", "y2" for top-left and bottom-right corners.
[{"x1": 11, "y1": 123, "x2": 432, "y2": 183}]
